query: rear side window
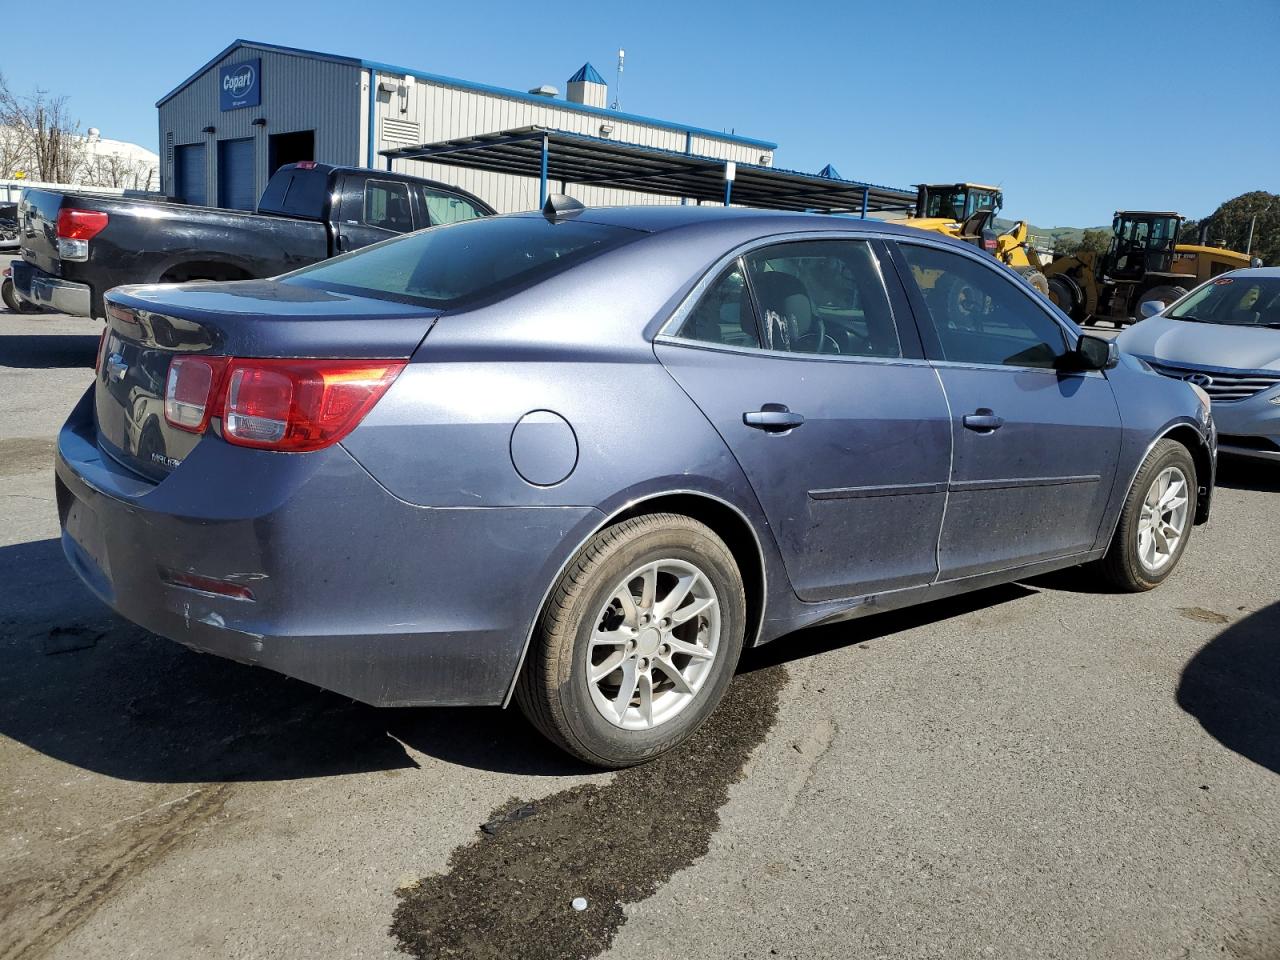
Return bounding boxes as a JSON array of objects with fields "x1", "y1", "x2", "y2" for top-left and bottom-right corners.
[
  {"x1": 744, "y1": 240, "x2": 900, "y2": 357},
  {"x1": 256, "y1": 168, "x2": 330, "y2": 218},
  {"x1": 421, "y1": 187, "x2": 486, "y2": 226},
  {"x1": 364, "y1": 180, "x2": 414, "y2": 233},
  {"x1": 281, "y1": 216, "x2": 641, "y2": 308},
  {"x1": 899, "y1": 243, "x2": 1067, "y2": 368},
  {"x1": 675, "y1": 262, "x2": 761, "y2": 348}
]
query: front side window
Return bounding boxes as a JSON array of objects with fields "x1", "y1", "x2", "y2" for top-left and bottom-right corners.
[
  {"x1": 364, "y1": 180, "x2": 414, "y2": 233},
  {"x1": 741, "y1": 240, "x2": 901, "y2": 358},
  {"x1": 900, "y1": 243, "x2": 1067, "y2": 368},
  {"x1": 282, "y1": 215, "x2": 640, "y2": 309},
  {"x1": 422, "y1": 188, "x2": 486, "y2": 226}
]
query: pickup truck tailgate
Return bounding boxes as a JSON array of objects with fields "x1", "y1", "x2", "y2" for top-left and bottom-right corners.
[{"x1": 17, "y1": 189, "x2": 63, "y2": 275}]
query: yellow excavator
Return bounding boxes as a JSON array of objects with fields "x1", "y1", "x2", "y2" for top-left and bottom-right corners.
[
  {"x1": 1043, "y1": 211, "x2": 1258, "y2": 326},
  {"x1": 904, "y1": 183, "x2": 1049, "y2": 294}
]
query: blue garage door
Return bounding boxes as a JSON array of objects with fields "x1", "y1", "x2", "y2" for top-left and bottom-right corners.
[
  {"x1": 173, "y1": 143, "x2": 206, "y2": 206},
  {"x1": 217, "y1": 137, "x2": 256, "y2": 211}
]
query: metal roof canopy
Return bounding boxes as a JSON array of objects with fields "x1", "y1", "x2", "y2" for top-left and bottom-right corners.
[{"x1": 381, "y1": 127, "x2": 915, "y2": 215}]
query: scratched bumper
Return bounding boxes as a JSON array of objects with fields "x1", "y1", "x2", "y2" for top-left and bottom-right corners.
[{"x1": 54, "y1": 387, "x2": 597, "y2": 706}]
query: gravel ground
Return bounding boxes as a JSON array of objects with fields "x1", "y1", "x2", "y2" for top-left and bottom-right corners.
[{"x1": 1, "y1": 313, "x2": 1276, "y2": 960}]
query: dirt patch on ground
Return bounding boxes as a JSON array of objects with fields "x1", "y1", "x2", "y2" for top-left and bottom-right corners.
[
  {"x1": 0, "y1": 437, "x2": 56, "y2": 479},
  {"x1": 391, "y1": 665, "x2": 788, "y2": 960}
]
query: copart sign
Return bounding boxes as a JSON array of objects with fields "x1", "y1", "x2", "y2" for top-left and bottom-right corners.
[{"x1": 219, "y1": 58, "x2": 261, "y2": 111}]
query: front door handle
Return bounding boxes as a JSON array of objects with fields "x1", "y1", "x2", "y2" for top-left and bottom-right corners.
[
  {"x1": 743, "y1": 403, "x2": 805, "y2": 433},
  {"x1": 962, "y1": 409, "x2": 1004, "y2": 432}
]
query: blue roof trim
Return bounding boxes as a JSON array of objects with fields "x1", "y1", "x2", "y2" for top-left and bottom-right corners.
[
  {"x1": 568, "y1": 62, "x2": 605, "y2": 85},
  {"x1": 155, "y1": 39, "x2": 778, "y2": 151},
  {"x1": 155, "y1": 39, "x2": 362, "y2": 107}
]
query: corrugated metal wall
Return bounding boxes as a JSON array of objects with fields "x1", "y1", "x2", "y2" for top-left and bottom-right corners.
[
  {"x1": 157, "y1": 44, "x2": 774, "y2": 214},
  {"x1": 364, "y1": 72, "x2": 774, "y2": 213},
  {"x1": 158, "y1": 49, "x2": 361, "y2": 204}
]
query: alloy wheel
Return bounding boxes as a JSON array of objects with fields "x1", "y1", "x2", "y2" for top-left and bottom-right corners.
[
  {"x1": 1137, "y1": 465, "x2": 1190, "y2": 572},
  {"x1": 587, "y1": 559, "x2": 721, "y2": 730}
]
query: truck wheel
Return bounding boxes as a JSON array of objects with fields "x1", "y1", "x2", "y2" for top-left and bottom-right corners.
[
  {"x1": 1046, "y1": 275, "x2": 1082, "y2": 320},
  {"x1": 1097, "y1": 440, "x2": 1197, "y2": 592},
  {"x1": 515, "y1": 513, "x2": 747, "y2": 768},
  {"x1": 2, "y1": 278, "x2": 38, "y2": 314},
  {"x1": 1015, "y1": 267, "x2": 1049, "y2": 296},
  {"x1": 1134, "y1": 284, "x2": 1189, "y2": 319}
]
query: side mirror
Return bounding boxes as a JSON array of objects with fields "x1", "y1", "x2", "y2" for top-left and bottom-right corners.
[
  {"x1": 1069, "y1": 333, "x2": 1119, "y2": 371},
  {"x1": 1138, "y1": 299, "x2": 1164, "y2": 319}
]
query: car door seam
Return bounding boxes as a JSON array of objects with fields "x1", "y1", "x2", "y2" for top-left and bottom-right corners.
[{"x1": 930, "y1": 363, "x2": 955, "y2": 587}]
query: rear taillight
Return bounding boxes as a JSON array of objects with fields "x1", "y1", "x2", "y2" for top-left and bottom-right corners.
[
  {"x1": 982, "y1": 238, "x2": 998, "y2": 252},
  {"x1": 56, "y1": 208, "x2": 109, "y2": 261},
  {"x1": 165, "y1": 355, "x2": 230, "y2": 433},
  {"x1": 222, "y1": 359, "x2": 406, "y2": 451},
  {"x1": 95, "y1": 328, "x2": 110, "y2": 374},
  {"x1": 164, "y1": 356, "x2": 405, "y2": 451},
  {"x1": 294, "y1": 161, "x2": 318, "y2": 169}
]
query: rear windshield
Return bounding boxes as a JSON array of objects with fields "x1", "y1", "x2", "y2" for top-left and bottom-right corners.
[
  {"x1": 280, "y1": 215, "x2": 642, "y2": 308},
  {"x1": 257, "y1": 167, "x2": 331, "y2": 219}
]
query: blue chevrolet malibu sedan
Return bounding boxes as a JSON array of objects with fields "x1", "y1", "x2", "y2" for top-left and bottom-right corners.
[{"x1": 57, "y1": 206, "x2": 1215, "y2": 766}]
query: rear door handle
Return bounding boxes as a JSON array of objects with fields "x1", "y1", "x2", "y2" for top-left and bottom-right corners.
[
  {"x1": 743, "y1": 404, "x2": 804, "y2": 433},
  {"x1": 962, "y1": 410, "x2": 1004, "y2": 432}
]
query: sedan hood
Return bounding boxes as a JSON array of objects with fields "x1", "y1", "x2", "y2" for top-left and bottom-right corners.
[{"x1": 1118, "y1": 316, "x2": 1280, "y2": 372}]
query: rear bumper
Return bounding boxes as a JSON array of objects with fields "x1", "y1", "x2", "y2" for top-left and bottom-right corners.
[
  {"x1": 55, "y1": 388, "x2": 599, "y2": 706},
  {"x1": 11, "y1": 259, "x2": 92, "y2": 316}
]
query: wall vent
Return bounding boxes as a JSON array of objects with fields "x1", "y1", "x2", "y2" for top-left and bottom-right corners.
[{"x1": 381, "y1": 117, "x2": 421, "y2": 145}]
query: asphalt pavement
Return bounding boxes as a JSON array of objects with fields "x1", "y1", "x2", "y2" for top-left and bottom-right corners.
[{"x1": 1, "y1": 313, "x2": 1276, "y2": 960}]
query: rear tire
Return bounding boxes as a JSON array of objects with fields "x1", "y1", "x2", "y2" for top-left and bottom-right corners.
[
  {"x1": 1098, "y1": 440, "x2": 1197, "y2": 592},
  {"x1": 2, "y1": 277, "x2": 38, "y2": 314},
  {"x1": 515, "y1": 513, "x2": 746, "y2": 768}
]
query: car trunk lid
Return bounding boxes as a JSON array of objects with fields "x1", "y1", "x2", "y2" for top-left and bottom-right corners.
[{"x1": 96, "y1": 279, "x2": 440, "y2": 482}]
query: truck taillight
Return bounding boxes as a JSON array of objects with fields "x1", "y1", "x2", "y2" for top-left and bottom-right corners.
[
  {"x1": 56, "y1": 208, "x2": 109, "y2": 261},
  {"x1": 163, "y1": 356, "x2": 405, "y2": 451}
]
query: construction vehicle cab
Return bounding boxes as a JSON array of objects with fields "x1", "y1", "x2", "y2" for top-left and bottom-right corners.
[
  {"x1": 915, "y1": 183, "x2": 1004, "y2": 222},
  {"x1": 1104, "y1": 211, "x2": 1180, "y2": 282},
  {"x1": 907, "y1": 183, "x2": 1049, "y2": 293}
]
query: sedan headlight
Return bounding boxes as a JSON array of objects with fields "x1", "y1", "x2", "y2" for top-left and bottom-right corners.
[{"x1": 1188, "y1": 381, "x2": 1211, "y2": 415}]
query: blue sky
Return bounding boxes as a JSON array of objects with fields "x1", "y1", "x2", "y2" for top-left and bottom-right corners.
[{"x1": 5, "y1": 0, "x2": 1277, "y2": 226}]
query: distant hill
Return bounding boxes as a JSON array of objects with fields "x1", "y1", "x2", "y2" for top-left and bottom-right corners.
[{"x1": 994, "y1": 218, "x2": 1107, "y2": 252}]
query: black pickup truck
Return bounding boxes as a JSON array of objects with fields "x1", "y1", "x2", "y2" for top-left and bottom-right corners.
[{"x1": 11, "y1": 163, "x2": 494, "y2": 318}]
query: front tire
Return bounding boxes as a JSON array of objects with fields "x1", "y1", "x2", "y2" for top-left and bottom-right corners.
[
  {"x1": 2, "y1": 277, "x2": 38, "y2": 314},
  {"x1": 1099, "y1": 440, "x2": 1197, "y2": 591},
  {"x1": 515, "y1": 513, "x2": 747, "y2": 768}
]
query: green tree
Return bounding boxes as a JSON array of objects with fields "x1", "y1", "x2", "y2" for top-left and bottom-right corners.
[
  {"x1": 1193, "y1": 191, "x2": 1280, "y2": 265},
  {"x1": 1056, "y1": 228, "x2": 1110, "y2": 258}
]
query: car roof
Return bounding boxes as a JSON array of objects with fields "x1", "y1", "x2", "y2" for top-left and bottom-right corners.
[
  {"x1": 510, "y1": 204, "x2": 934, "y2": 241},
  {"x1": 1223, "y1": 266, "x2": 1280, "y2": 278}
]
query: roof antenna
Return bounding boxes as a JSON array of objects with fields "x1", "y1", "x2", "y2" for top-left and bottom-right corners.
[
  {"x1": 611, "y1": 48, "x2": 624, "y2": 111},
  {"x1": 543, "y1": 193, "x2": 585, "y2": 223}
]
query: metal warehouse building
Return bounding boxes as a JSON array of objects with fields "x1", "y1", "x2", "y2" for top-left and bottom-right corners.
[{"x1": 156, "y1": 39, "x2": 778, "y2": 213}]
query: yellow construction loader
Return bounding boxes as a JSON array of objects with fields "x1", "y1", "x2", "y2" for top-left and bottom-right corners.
[
  {"x1": 904, "y1": 183, "x2": 1049, "y2": 293},
  {"x1": 1043, "y1": 210, "x2": 1257, "y2": 326}
]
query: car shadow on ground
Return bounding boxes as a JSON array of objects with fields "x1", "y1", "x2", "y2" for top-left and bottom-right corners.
[
  {"x1": 0, "y1": 332, "x2": 98, "y2": 369},
  {"x1": 1176, "y1": 600, "x2": 1280, "y2": 777},
  {"x1": 0, "y1": 537, "x2": 1044, "y2": 783},
  {"x1": 1215, "y1": 456, "x2": 1280, "y2": 493}
]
